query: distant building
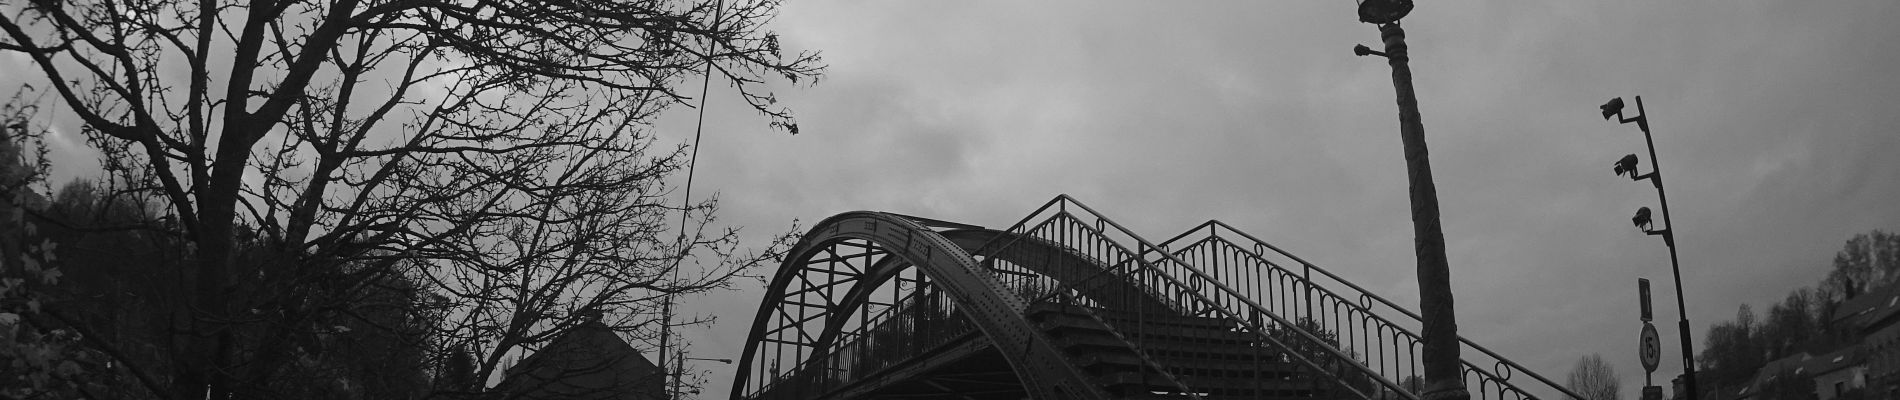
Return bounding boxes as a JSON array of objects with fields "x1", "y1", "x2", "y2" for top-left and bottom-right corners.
[
  {"x1": 1719, "y1": 282, "x2": 1900, "y2": 400},
  {"x1": 496, "y1": 316, "x2": 666, "y2": 400},
  {"x1": 1831, "y1": 283, "x2": 1900, "y2": 335},
  {"x1": 1725, "y1": 346, "x2": 1869, "y2": 400},
  {"x1": 1808, "y1": 346, "x2": 1868, "y2": 400},
  {"x1": 1733, "y1": 352, "x2": 1811, "y2": 400},
  {"x1": 1866, "y1": 321, "x2": 1900, "y2": 400},
  {"x1": 1832, "y1": 283, "x2": 1900, "y2": 400}
]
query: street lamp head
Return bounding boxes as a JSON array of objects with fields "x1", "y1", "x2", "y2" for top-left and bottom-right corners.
[
  {"x1": 1601, "y1": 97, "x2": 1626, "y2": 120},
  {"x1": 1353, "y1": 44, "x2": 1387, "y2": 57},
  {"x1": 1614, "y1": 154, "x2": 1641, "y2": 178},
  {"x1": 1632, "y1": 207, "x2": 1655, "y2": 232},
  {"x1": 1357, "y1": 0, "x2": 1414, "y2": 25}
]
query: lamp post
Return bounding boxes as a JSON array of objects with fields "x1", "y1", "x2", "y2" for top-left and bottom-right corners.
[
  {"x1": 1351, "y1": 2, "x2": 1468, "y2": 400},
  {"x1": 1601, "y1": 95, "x2": 1697, "y2": 400},
  {"x1": 672, "y1": 355, "x2": 733, "y2": 400}
]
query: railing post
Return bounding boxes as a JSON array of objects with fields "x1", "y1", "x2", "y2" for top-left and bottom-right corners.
[
  {"x1": 1135, "y1": 243, "x2": 1147, "y2": 360},
  {"x1": 1304, "y1": 265, "x2": 1316, "y2": 324}
]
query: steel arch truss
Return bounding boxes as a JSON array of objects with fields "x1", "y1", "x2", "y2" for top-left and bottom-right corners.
[
  {"x1": 732, "y1": 212, "x2": 1112, "y2": 400},
  {"x1": 735, "y1": 196, "x2": 1588, "y2": 400}
]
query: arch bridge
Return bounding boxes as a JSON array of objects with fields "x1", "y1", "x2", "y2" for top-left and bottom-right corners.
[{"x1": 733, "y1": 196, "x2": 1583, "y2": 400}]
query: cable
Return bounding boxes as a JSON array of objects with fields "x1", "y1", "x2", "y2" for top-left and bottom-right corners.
[
  {"x1": 662, "y1": 2, "x2": 724, "y2": 398},
  {"x1": 674, "y1": 8, "x2": 720, "y2": 252}
]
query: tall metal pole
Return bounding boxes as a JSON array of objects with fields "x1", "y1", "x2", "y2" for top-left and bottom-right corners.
[
  {"x1": 1372, "y1": 22, "x2": 1469, "y2": 400},
  {"x1": 1632, "y1": 96, "x2": 1697, "y2": 400},
  {"x1": 673, "y1": 350, "x2": 686, "y2": 400},
  {"x1": 659, "y1": 298, "x2": 674, "y2": 400}
]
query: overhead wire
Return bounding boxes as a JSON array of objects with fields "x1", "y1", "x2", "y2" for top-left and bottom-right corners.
[{"x1": 660, "y1": 0, "x2": 725, "y2": 397}]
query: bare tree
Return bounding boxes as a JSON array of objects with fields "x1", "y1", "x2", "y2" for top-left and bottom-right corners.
[
  {"x1": 0, "y1": 0, "x2": 820, "y2": 398},
  {"x1": 1567, "y1": 354, "x2": 1622, "y2": 400}
]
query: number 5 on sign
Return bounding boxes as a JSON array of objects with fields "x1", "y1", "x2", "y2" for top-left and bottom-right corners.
[{"x1": 1639, "y1": 322, "x2": 1661, "y2": 373}]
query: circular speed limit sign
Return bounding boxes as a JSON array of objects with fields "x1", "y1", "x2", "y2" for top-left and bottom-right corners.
[{"x1": 1639, "y1": 322, "x2": 1661, "y2": 372}]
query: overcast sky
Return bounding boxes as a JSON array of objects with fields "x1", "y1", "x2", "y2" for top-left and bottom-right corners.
[
  {"x1": 7, "y1": 0, "x2": 1898, "y2": 399},
  {"x1": 651, "y1": 1, "x2": 1900, "y2": 399}
]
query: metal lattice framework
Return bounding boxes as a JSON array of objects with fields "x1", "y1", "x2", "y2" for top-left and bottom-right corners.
[{"x1": 732, "y1": 196, "x2": 1586, "y2": 400}]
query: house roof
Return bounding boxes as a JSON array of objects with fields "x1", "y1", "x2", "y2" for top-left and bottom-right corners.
[
  {"x1": 1731, "y1": 344, "x2": 1869, "y2": 400},
  {"x1": 1831, "y1": 282, "x2": 1900, "y2": 332},
  {"x1": 1870, "y1": 319, "x2": 1900, "y2": 348},
  {"x1": 498, "y1": 319, "x2": 666, "y2": 400},
  {"x1": 1801, "y1": 344, "x2": 1866, "y2": 377},
  {"x1": 1737, "y1": 352, "x2": 1812, "y2": 399},
  {"x1": 509, "y1": 320, "x2": 659, "y2": 373}
]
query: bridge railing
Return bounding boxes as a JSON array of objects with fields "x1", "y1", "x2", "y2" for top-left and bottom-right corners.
[
  {"x1": 1158, "y1": 221, "x2": 1585, "y2": 400},
  {"x1": 826, "y1": 282, "x2": 976, "y2": 389},
  {"x1": 979, "y1": 195, "x2": 1582, "y2": 400},
  {"x1": 971, "y1": 195, "x2": 1418, "y2": 400},
  {"x1": 745, "y1": 274, "x2": 980, "y2": 400}
]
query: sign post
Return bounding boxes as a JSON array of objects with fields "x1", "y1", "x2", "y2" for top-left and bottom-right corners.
[
  {"x1": 1639, "y1": 278, "x2": 1653, "y2": 322},
  {"x1": 1640, "y1": 278, "x2": 1663, "y2": 399}
]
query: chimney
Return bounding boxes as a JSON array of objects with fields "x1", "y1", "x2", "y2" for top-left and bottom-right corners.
[
  {"x1": 576, "y1": 308, "x2": 604, "y2": 323},
  {"x1": 1846, "y1": 277, "x2": 1858, "y2": 300}
]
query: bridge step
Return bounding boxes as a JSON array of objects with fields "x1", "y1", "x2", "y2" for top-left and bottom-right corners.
[
  {"x1": 1074, "y1": 352, "x2": 1303, "y2": 379},
  {"x1": 1115, "y1": 391, "x2": 1347, "y2": 400},
  {"x1": 1028, "y1": 303, "x2": 1241, "y2": 330},
  {"x1": 1097, "y1": 370, "x2": 1333, "y2": 395},
  {"x1": 1028, "y1": 308, "x2": 1273, "y2": 362},
  {"x1": 1024, "y1": 303, "x2": 1355, "y2": 400},
  {"x1": 1032, "y1": 311, "x2": 1258, "y2": 344},
  {"x1": 1049, "y1": 334, "x2": 1269, "y2": 362}
]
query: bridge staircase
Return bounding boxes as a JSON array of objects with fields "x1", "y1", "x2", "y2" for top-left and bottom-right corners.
[
  {"x1": 733, "y1": 195, "x2": 1585, "y2": 400},
  {"x1": 1029, "y1": 303, "x2": 1324, "y2": 400}
]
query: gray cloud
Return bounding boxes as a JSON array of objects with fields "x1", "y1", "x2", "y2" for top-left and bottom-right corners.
[
  {"x1": 9, "y1": 1, "x2": 1898, "y2": 399},
  {"x1": 669, "y1": 2, "x2": 1900, "y2": 399}
]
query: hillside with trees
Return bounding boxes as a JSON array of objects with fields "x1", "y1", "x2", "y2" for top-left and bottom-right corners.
[{"x1": 1693, "y1": 230, "x2": 1900, "y2": 399}]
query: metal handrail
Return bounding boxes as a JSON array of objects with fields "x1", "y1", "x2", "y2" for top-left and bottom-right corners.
[
  {"x1": 1173, "y1": 234, "x2": 1539, "y2": 399},
  {"x1": 1009, "y1": 220, "x2": 1389, "y2": 400},
  {"x1": 1022, "y1": 194, "x2": 1580, "y2": 400},
  {"x1": 1159, "y1": 220, "x2": 1424, "y2": 321},
  {"x1": 1162, "y1": 219, "x2": 1584, "y2": 400},
  {"x1": 989, "y1": 195, "x2": 1419, "y2": 400}
]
